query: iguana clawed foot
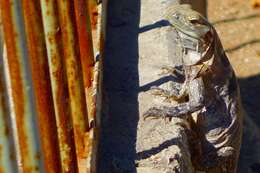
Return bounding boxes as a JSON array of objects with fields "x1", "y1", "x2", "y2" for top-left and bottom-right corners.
[{"x1": 150, "y1": 86, "x2": 181, "y2": 100}]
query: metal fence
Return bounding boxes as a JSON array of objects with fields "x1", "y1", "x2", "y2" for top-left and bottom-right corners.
[{"x1": 0, "y1": 0, "x2": 106, "y2": 172}]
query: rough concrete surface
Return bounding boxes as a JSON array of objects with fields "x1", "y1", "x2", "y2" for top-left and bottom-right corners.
[
  {"x1": 98, "y1": 0, "x2": 260, "y2": 172},
  {"x1": 98, "y1": 0, "x2": 194, "y2": 172}
]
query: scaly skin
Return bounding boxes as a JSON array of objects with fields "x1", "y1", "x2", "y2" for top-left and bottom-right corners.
[
  {"x1": 165, "y1": 4, "x2": 210, "y2": 39},
  {"x1": 144, "y1": 5, "x2": 243, "y2": 173}
]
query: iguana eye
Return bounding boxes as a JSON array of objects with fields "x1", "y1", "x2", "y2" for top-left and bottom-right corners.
[{"x1": 172, "y1": 13, "x2": 180, "y2": 20}]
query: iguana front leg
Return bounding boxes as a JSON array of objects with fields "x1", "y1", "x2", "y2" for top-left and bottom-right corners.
[
  {"x1": 144, "y1": 77, "x2": 205, "y2": 120},
  {"x1": 150, "y1": 80, "x2": 188, "y2": 101}
]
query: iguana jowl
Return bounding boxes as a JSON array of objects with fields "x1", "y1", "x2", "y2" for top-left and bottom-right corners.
[{"x1": 143, "y1": 5, "x2": 243, "y2": 172}]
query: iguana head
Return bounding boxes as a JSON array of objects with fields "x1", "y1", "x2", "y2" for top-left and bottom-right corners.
[
  {"x1": 165, "y1": 4, "x2": 214, "y2": 68},
  {"x1": 165, "y1": 4, "x2": 211, "y2": 39}
]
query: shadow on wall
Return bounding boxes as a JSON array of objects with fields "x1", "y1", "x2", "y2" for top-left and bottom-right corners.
[
  {"x1": 98, "y1": 0, "x2": 141, "y2": 172},
  {"x1": 238, "y1": 74, "x2": 260, "y2": 173},
  {"x1": 180, "y1": 0, "x2": 207, "y2": 18},
  {"x1": 98, "y1": 1, "x2": 260, "y2": 172}
]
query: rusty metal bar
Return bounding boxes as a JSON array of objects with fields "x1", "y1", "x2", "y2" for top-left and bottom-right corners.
[
  {"x1": 74, "y1": 0, "x2": 95, "y2": 88},
  {"x1": 99, "y1": 0, "x2": 108, "y2": 57},
  {"x1": 88, "y1": 0, "x2": 99, "y2": 55},
  {"x1": 39, "y1": 0, "x2": 78, "y2": 172},
  {"x1": 56, "y1": 1, "x2": 90, "y2": 171},
  {"x1": 88, "y1": 1, "x2": 108, "y2": 173},
  {"x1": 21, "y1": 1, "x2": 62, "y2": 172},
  {"x1": 73, "y1": 0, "x2": 96, "y2": 130},
  {"x1": 0, "y1": 0, "x2": 106, "y2": 172},
  {"x1": 0, "y1": 19, "x2": 18, "y2": 173},
  {"x1": 0, "y1": 0, "x2": 44, "y2": 172},
  {"x1": 89, "y1": 0, "x2": 99, "y2": 31}
]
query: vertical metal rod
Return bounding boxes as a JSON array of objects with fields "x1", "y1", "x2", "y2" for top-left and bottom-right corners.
[
  {"x1": 74, "y1": 0, "x2": 95, "y2": 88},
  {"x1": 89, "y1": 0, "x2": 99, "y2": 31},
  {"x1": 0, "y1": 0, "x2": 44, "y2": 172},
  {"x1": 73, "y1": 0, "x2": 95, "y2": 131},
  {"x1": 21, "y1": 1, "x2": 62, "y2": 172},
  {"x1": 56, "y1": 1, "x2": 89, "y2": 171},
  {"x1": 89, "y1": 1, "x2": 108, "y2": 172},
  {"x1": 39, "y1": 0, "x2": 78, "y2": 172},
  {"x1": 0, "y1": 17, "x2": 18, "y2": 173},
  {"x1": 88, "y1": 0, "x2": 100, "y2": 55}
]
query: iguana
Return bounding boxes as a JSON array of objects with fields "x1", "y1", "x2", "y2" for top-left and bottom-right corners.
[{"x1": 143, "y1": 5, "x2": 243, "y2": 173}]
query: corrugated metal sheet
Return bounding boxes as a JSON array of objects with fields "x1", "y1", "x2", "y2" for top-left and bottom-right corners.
[{"x1": 0, "y1": 0, "x2": 106, "y2": 172}]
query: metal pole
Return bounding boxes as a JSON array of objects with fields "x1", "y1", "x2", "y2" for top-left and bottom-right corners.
[
  {"x1": 56, "y1": 1, "x2": 90, "y2": 171},
  {"x1": 40, "y1": 0, "x2": 78, "y2": 172},
  {"x1": 0, "y1": 0, "x2": 44, "y2": 172},
  {"x1": 0, "y1": 17, "x2": 18, "y2": 173},
  {"x1": 21, "y1": 1, "x2": 62, "y2": 172}
]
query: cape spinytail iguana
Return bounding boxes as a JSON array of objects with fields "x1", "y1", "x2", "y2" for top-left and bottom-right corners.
[{"x1": 143, "y1": 5, "x2": 243, "y2": 173}]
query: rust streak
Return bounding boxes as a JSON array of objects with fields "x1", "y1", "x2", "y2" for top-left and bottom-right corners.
[
  {"x1": 74, "y1": 0, "x2": 96, "y2": 131},
  {"x1": 88, "y1": 0, "x2": 100, "y2": 58},
  {"x1": 74, "y1": 0, "x2": 95, "y2": 89},
  {"x1": 89, "y1": 0, "x2": 98, "y2": 31},
  {"x1": 0, "y1": 146, "x2": 3, "y2": 173}
]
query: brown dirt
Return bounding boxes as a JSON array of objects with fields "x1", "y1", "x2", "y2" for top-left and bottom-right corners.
[{"x1": 208, "y1": 0, "x2": 260, "y2": 77}]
